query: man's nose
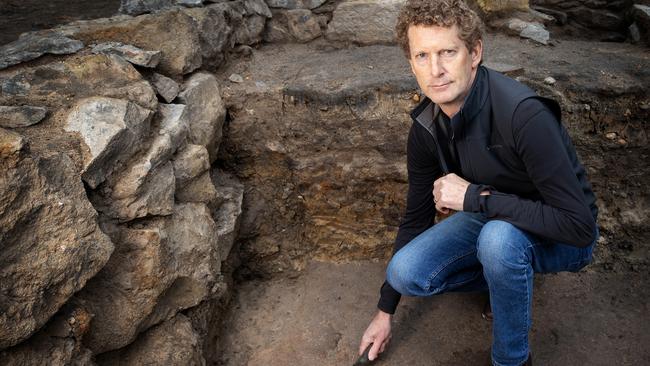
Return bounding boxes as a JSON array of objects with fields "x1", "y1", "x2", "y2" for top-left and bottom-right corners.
[{"x1": 429, "y1": 56, "x2": 444, "y2": 77}]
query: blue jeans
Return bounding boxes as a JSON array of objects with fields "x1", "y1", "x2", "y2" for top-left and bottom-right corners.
[{"x1": 386, "y1": 212, "x2": 596, "y2": 366}]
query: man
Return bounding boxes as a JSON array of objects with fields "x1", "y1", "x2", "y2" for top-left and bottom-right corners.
[{"x1": 357, "y1": 1, "x2": 599, "y2": 365}]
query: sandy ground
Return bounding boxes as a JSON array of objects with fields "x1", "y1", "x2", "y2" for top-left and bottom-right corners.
[{"x1": 217, "y1": 260, "x2": 649, "y2": 365}]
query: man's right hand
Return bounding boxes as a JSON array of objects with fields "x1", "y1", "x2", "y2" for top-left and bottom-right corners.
[{"x1": 359, "y1": 310, "x2": 392, "y2": 361}]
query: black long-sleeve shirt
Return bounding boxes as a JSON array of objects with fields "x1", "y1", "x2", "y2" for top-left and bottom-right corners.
[{"x1": 377, "y1": 67, "x2": 598, "y2": 314}]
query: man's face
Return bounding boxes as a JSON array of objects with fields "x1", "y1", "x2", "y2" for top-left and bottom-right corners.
[{"x1": 407, "y1": 24, "x2": 482, "y2": 117}]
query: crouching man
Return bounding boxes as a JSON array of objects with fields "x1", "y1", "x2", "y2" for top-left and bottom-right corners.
[{"x1": 357, "y1": 1, "x2": 598, "y2": 365}]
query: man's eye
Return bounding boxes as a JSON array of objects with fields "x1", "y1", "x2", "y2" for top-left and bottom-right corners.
[
  {"x1": 415, "y1": 52, "x2": 426, "y2": 59},
  {"x1": 442, "y1": 49, "x2": 456, "y2": 56}
]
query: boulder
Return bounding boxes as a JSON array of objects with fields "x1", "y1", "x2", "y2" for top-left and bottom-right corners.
[
  {"x1": 64, "y1": 97, "x2": 154, "y2": 189},
  {"x1": 175, "y1": 170, "x2": 219, "y2": 203},
  {"x1": 233, "y1": 15, "x2": 268, "y2": 45},
  {"x1": 177, "y1": 73, "x2": 226, "y2": 162},
  {"x1": 172, "y1": 144, "x2": 211, "y2": 186},
  {"x1": 265, "y1": 0, "x2": 327, "y2": 9},
  {"x1": 92, "y1": 42, "x2": 162, "y2": 68},
  {"x1": 0, "y1": 307, "x2": 94, "y2": 366},
  {"x1": 264, "y1": 9, "x2": 322, "y2": 43},
  {"x1": 96, "y1": 314, "x2": 205, "y2": 366},
  {"x1": 0, "y1": 31, "x2": 83, "y2": 70},
  {"x1": 61, "y1": 10, "x2": 202, "y2": 76},
  {"x1": 149, "y1": 72, "x2": 180, "y2": 103},
  {"x1": 0, "y1": 105, "x2": 47, "y2": 128},
  {"x1": 326, "y1": 0, "x2": 405, "y2": 45},
  {"x1": 0, "y1": 128, "x2": 114, "y2": 349},
  {"x1": 0, "y1": 53, "x2": 158, "y2": 111},
  {"x1": 74, "y1": 203, "x2": 220, "y2": 354},
  {"x1": 182, "y1": 5, "x2": 232, "y2": 68}
]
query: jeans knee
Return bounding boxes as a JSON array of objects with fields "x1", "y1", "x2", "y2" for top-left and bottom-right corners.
[
  {"x1": 477, "y1": 220, "x2": 529, "y2": 275},
  {"x1": 386, "y1": 252, "x2": 420, "y2": 296}
]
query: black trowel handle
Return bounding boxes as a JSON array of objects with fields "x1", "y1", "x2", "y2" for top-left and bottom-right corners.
[{"x1": 353, "y1": 343, "x2": 374, "y2": 365}]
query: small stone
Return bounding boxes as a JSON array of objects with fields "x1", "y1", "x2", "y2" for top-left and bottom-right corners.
[
  {"x1": 149, "y1": 73, "x2": 180, "y2": 103},
  {"x1": 584, "y1": 104, "x2": 591, "y2": 111},
  {"x1": 629, "y1": 23, "x2": 641, "y2": 43},
  {"x1": 544, "y1": 76, "x2": 556, "y2": 85},
  {"x1": 605, "y1": 132, "x2": 617, "y2": 140},
  {"x1": 412, "y1": 94, "x2": 420, "y2": 103},
  {"x1": 520, "y1": 23, "x2": 550, "y2": 45},
  {"x1": 229, "y1": 73, "x2": 244, "y2": 83},
  {"x1": 0, "y1": 106, "x2": 48, "y2": 128},
  {"x1": 92, "y1": 42, "x2": 162, "y2": 68},
  {"x1": 617, "y1": 138, "x2": 627, "y2": 145},
  {"x1": 177, "y1": 0, "x2": 203, "y2": 7}
]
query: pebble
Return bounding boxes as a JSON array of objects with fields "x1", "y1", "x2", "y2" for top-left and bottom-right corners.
[
  {"x1": 617, "y1": 138, "x2": 628, "y2": 145},
  {"x1": 229, "y1": 73, "x2": 244, "y2": 83},
  {"x1": 605, "y1": 132, "x2": 617, "y2": 140},
  {"x1": 544, "y1": 76, "x2": 556, "y2": 85},
  {"x1": 412, "y1": 94, "x2": 420, "y2": 103}
]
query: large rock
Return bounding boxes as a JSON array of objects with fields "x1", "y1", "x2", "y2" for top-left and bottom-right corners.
[
  {"x1": 0, "y1": 31, "x2": 83, "y2": 70},
  {"x1": 0, "y1": 307, "x2": 94, "y2": 366},
  {"x1": 177, "y1": 73, "x2": 226, "y2": 162},
  {"x1": 0, "y1": 105, "x2": 48, "y2": 128},
  {"x1": 172, "y1": 144, "x2": 211, "y2": 186},
  {"x1": 326, "y1": 0, "x2": 405, "y2": 45},
  {"x1": 264, "y1": 9, "x2": 322, "y2": 43},
  {"x1": 92, "y1": 42, "x2": 162, "y2": 68},
  {"x1": 0, "y1": 128, "x2": 114, "y2": 349},
  {"x1": 96, "y1": 314, "x2": 205, "y2": 366},
  {"x1": 149, "y1": 72, "x2": 180, "y2": 103},
  {"x1": 182, "y1": 5, "x2": 233, "y2": 68},
  {"x1": 176, "y1": 170, "x2": 218, "y2": 203},
  {"x1": 60, "y1": 10, "x2": 202, "y2": 76},
  {"x1": 634, "y1": 4, "x2": 650, "y2": 46},
  {"x1": 65, "y1": 97, "x2": 154, "y2": 189},
  {"x1": 0, "y1": 54, "x2": 158, "y2": 111},
  {"x1": 74, "y1": 203, "x2": 221, "y2": 354}
]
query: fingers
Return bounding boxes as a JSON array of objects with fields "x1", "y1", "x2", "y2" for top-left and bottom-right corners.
[
  {"x1": 358, "y1": 337, "x2": 371, "y2": 356},
  {"x1": 368, "y1": 339, "x2": 382, "y2": 361}
]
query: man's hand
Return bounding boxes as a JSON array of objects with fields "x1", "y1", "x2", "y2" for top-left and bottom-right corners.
[
  {"x1": 359, "y1": 310, "x2": 392, "y2": 361},
  {"x1": 433, "y1": 173, "x2": 471, "y2": 212}
]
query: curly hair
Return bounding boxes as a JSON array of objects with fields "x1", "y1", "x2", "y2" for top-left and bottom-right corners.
[{"x1": 395, "y1": 0, "x2": 484, "y2": 58}]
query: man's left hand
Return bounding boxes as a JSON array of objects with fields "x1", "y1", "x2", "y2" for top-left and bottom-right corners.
[{"x1": 433, "y1": 173, "x2": 471, "y2": 212}]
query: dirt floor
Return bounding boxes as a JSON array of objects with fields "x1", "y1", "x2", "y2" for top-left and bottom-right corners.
[{"x1": 217, "y1": 260, "x2": 649, "y2": 366}]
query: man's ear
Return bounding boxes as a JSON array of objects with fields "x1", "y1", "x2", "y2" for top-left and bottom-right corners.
[{"x1": 471, "y1": 39, "x2": 483, "y2": 68}]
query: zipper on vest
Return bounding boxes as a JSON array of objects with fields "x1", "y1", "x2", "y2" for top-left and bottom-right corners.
[{"x1": 415, "y1": 119, "x2": 450, "y2": 175}]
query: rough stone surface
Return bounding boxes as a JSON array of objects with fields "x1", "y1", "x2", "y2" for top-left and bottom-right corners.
[
  {"x1": 233, "y1": 14, "x2": 267, "y2": 45},
  {"x1": 0, "y1": 31, "x2": 84, "y2": 70},
  {"x1": 474, "y1": 0, "x2": 529, "y2": 13},
  {"x1": 97, "y1": 314, "x2": 206, "y2": 366},
  {"x1": 61, "y1": 9, "x2": 202, "y2": 76},
  {"x1": 177, "y1": 72, "x2": 226, "y2": 162},
  {"x1": 0, "y1": 306, "x2": 94, "y2": 366},
  {"x1": 519, "y1": 21, "x2": 550, "y2": 44},
  {"x1": 634, "y1": 4, "x2": 650, "y2": 46},
  {"x1": 176, "y1": 170, "x2": 219, "y2": 204},
  {"x1": 212, "y1": 170, "x2": 245, "y2": 260},
  {"x1": 178, "y1": 0, "x2": 204, "y2": 7},
  {"x1": 0, "y1": 105, "x2": 48, "y2": 128},
  {"x1": 64, "y1": 97, "x2": 154, "y2": 189},
  {"x1": 182, "y1": 5, "x2": 232, "y2": 68},
  {"x1": 326, "y1": 0, "x2": 404, "y2": 45},
  {"x1": 0, "y1": 53, "x2": 158, "y2": 111},
  {"x1": 264, "y1": 9, "x2": 322, "y2": 43},
  {"x1": 0, "y1": 128, "x2": 114, "y2": 349},
  {"x1": 172, "y1": 144, "x2": 211, "y2": 186},
  {"x1": 119, "y1": 0, "x2": 175, "y2": 15},
  {"x1": 74, "y1": 203, "x2": 220, "y2": 354},
  {"x1": 149, "y1": 73, "x2": 181, "y2": 103},
  {"x1": 92, "y1": 41, "x2": 162, "y2": 68},
  {"x1": 265, "y1": 0, "x2": 327, "y2": 9}
]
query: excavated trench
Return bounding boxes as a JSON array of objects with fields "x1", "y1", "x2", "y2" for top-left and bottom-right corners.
[{"x1": 211, "y1": 36, "x2": 650, "y2": 365}]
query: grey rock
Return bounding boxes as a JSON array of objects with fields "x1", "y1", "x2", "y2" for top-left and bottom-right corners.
[
  {"x1": 0, "y1": 54, "x2": 159, "y2": 111},
  {"x1": 520, "y1": 22, "x2": 550, "y2": 45},
  {"x1": 326, "y1": 0, "x2": 404, "y2": 45},
  {"x1": 634, "y1": 5, "x2": 650, "y2": 46},
  {"x1": 119, "y1": 0, "x2": 175, "y2": 15},
  {"x1": 532, "y1": 5, "x2": 568, "y2": 25},
  {"x1": 177, "y1": 0, "x2": 204, "y2": 7},
  {"x1": 212, "y1": 170, "x2": 245, "y2": 260},
  {"x1": 182, "y1": 5, "x2": 232, "y2": 68},
  {"x1": 0, "y1": 128, "x2": 114, "y2": 349},
  {"x1": 233, "y1": 14, "x2": 267, "y2": 45},
  {"x1": 176, "y1": 170, "x2": 219, "y2": 203},
  {"x1": 96, "y1": 314, "x2": 206, "y2": 366},
  {"x1": 172, "y1": 144, "x2": 211, "y2": 186},
  {"x1": 544, "y1": 76, "x2": 557, "y2": 85},
  {"x1": 64, "y1": 97, "x2": 154, "y2": 189},
  {"x1": 0, "y1": 31, "x2": 83, "y2": 70},
  {"x1": 265, "y1": 9, "x2": 322, "y2": 43},
  {"x1": 0, "y1": 105, "x2": 47, "y2": 128},
  {"x1": 229, "y1": 73, "x2": 245, "y2": 83},
  {"x1": 244, "y1": 0, "x2": 273, "y2": 17},
  {"x1": 177, "y1": 73, "x2": 226, "y2": 162},
  {"x1": 265, "y1": 0, "x2": 327, "y2": 9},
  {"x1": 92, "y1": 42, "x2": 162, "y2": 68},
  {"x1": 110, "y1": 103, "x2": 188, "y2": 200},
  {"x1": 629, "y1": 23, "x2": 641, "y2": 44},
  {"x1": 150, "y1": 72, "x2": 181, "y2": 103},
  {"x1": 76, "y1": 203, "x2": 219, "y2": 354}
]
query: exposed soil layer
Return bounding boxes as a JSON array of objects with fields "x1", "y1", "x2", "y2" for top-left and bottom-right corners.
[
  {"x1": 217, "y1": 260, "x2": 650, "y2": 365},
  {"x1": 0, "y1": 0, "x2": 120, "y2": 45}
]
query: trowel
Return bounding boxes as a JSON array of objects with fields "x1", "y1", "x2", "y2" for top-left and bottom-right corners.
[{"x1": 353, "y1": 343, "x2": 374, "y2": 365}]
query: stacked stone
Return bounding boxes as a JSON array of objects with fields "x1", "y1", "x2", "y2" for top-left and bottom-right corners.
[{"x1": 0, "y1": 2, "x2": 260, "y2": 364}]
